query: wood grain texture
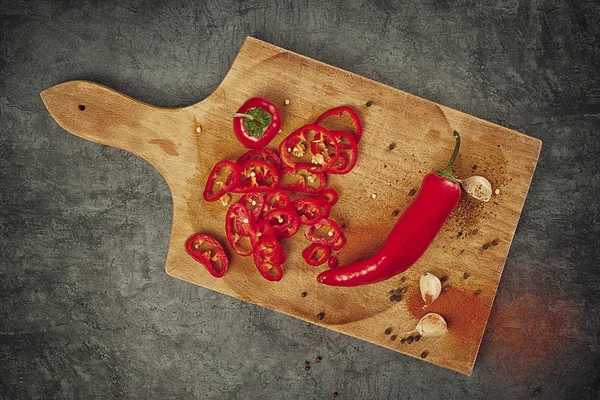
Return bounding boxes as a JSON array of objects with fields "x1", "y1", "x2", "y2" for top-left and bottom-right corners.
[{"x1": 41, "y1": 37, "x2": 541, "y2": 375}]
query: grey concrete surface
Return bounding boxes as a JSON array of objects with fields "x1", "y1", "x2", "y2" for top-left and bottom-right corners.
[{"x1": 1, "y1": 0, "x2": 599, "y2": 398}]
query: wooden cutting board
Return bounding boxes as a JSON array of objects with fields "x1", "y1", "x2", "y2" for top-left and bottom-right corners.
[{"x1": 41, "y1": 37, "x2": 541, "y2": 375}]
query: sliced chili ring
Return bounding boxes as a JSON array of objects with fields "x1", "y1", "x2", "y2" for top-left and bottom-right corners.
[
  {"x1": 278, "y1": 166, "x2": 327, "y2": 194},
  {"x1": 203, "y1": 160, "x2": 241, "y2": 202},
  {"x1": 279, "y1": 124, "x2": 339, "y2": 172},
  {"x1": 185, "y1": 233, "x2": 229, "y2": 277},
  {"x1": 250, "y1": 221, "x2": 276, "y2": 247},
  {"x1": 239, "y1": 192, "x2": 265, "y2": 223},
  {"x1": 234, "y1": 159, "x2": 279, "y2": 193},
  {"x1": 262, "y1": 189, "x2": 292, "y2": 217},
  {"x1": 331, "y1": 232, "x2": 347, "y2": 251},
  {"x1": 304, "y1": 218, "x2": 341, "y2": 245},
  {"x1": 229, "y1": 202, "x2": 254, "y2": 237},
  {"x1": 319, "y1": 188, "x2": 339, "y2": 206},
  {"x1": 302, "y1": 243, "x2": 331, "y2": 267},
  {"x1": 225, "y1": 204, "x2": 253, "y2": 256},
  {"x1": 328, "y1": 256, "x2": 339, "y2": 268},
  {"x1": 237, "y1": 149, "x2": 282, "y2": 171},
  {"x1": 264, "y1": 207, "x2": 299, "y2": 238},
  {"x1": 253, "y1": 237, "x2": 284, "y2": 281},
  {"x1": 315, "y1": 196, "x2": 331, "y2": 219},
  {"x1": 292, "y1": 197, "x2": 323, "y2": 225},
  {"x1": 315, "y1": 106, "x2": 363, "y2": 143},
  {"x1": 328, "y1": 130, "x2": 358, "y2": 175}
]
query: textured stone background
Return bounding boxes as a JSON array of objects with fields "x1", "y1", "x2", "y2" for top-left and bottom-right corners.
[{"x1": 1, "y1": 0, "x2": 599, "y2": 398}]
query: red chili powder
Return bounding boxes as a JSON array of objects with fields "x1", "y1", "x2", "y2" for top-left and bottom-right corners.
[{"x1": 407, "y1": 287, "x2": 490, "y2": 340}]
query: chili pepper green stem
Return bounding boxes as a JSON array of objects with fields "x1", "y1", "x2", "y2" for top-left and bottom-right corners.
[
  {"x1": 232, "y1": 113, "x2": 254, "y2": 120},
  {"x1": 436, "y1": 130, "x2": 461, "y2": 183}
]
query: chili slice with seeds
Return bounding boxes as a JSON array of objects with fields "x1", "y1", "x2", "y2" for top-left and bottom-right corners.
[
  {"x1": 315, "y1": 106, "x2": 363, "y2": 143},
  {"x1": 239, "y1": 192, "x2": 265, "y2": 223},
  {"x1": 237, "y1": 149, "x2": 282, "y2": 171},
  {"x1": 292, "y1": 197, "x2": 323, "y2": 225},
  {"x1": 302, "y1": 243, "x2": 331, "y2": 266},
  {"x1": 225, "y1": 204, "x2": 254, "y2": 256},
  {"x1": 203, "y1": 160, "x2": 241, "y2": 202},
  {"x1": 278, "y1": 166, "x2": 327, "y2": 194},
  {"x1": 234, "y1": 159, "x2": 279, "y2": 193},
  {"x1": 304, "y1": 218, "x2": 341, "y2": 245},
  {"x1": 253, "y1": 237, "x2": 284, "y2": 281},
  {"x1": 185, "y1": 233, "x2": 229, "y2": 277}
]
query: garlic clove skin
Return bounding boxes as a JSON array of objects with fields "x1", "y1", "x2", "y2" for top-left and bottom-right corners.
[
  {"x1": 415, "y1": 313, "x2": 448, "y2": 337},
  {"x1": 461, "y1": 176, "x2": 492, "y2": 202},
  {"x1": 420, "y1": 273, "x2": 442, "y2": 307}
]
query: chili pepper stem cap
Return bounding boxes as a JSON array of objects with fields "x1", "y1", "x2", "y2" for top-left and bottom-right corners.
[{"x1": 436, "y1": 130, "x2": 461, "y2": 184}]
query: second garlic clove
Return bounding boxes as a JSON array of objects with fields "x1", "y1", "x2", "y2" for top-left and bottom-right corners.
[
  {"x1": 461, "y1": 176, "x2": 492, "y2": 202},
  {"x1": 420, "y1": 272, "x2": 442, "y2": 307},
  {"x1": 415, "y1": 313, "x2": 448, "y2": 337}
]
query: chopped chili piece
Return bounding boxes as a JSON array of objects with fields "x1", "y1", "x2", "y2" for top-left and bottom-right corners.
[
  {"x1": 327, "y1": 130, "x2": 359, "y2": 175},
  {"x1": 225, "y1": 203, "x2": 254, "y2": 256},
  {"x1": 233, "y1": 97, "x2": 281, "y2": 149},
  {"x1": 250, "y1": 221, "x2": 276, "y2": 247},
  {"x1": 319, "y1": 188, "x2": 339, "y2": 206},
  {"x1": 185, "y1": 233, "x2": 229, "y2": 277},
  {"x1": 203, "y1": 160, "x2": 241, "y2": 202},
  {"x1": 327, "y1": 256, "x2": 339, "y2": 269},
  {"x1": 234, "y1": 159, "x2": 279, "y2": 193},
  {"x1": 302, "y1": 243, "x2": 331, "y2": 266},
  {"x1": 264, "y1": 207, "x2": 300, "y2": 238},
  {"x1": 278, "y1": 166, "x2": 327, "y2": 194},
  {"x1": 237, "y1": 148, "x2": 282, "y2": 171},
  {"x1": 230, "y1": 202, "x2": 254, "y2": 237},
  {"x1": 314, "y1": 196, "x2": 331, "y2": 218},
  {"x1": 292, "y1": 197, "x2": 323, "y2": 225},
  {"x1": 262, "y1": 189, "x2": 292, "y2": 216},
  {"x1": 304, "y1": 218, "x2": 341, "y2": 246},
  {"x1": 330, "y1": 233, "x2": 346, "y2": 251},
  {"x1": 315, "y1": 106, "x2": 363, "y2": 143},
  {"x1": 239, "y1": 192, "x2": 265, "y2": 222},
  {"x1": 278, "y1": 124, "x2": 340, "y2": 172},
  {"x1": 253, "y1": 237, "x2": 283, "y2": 281}
]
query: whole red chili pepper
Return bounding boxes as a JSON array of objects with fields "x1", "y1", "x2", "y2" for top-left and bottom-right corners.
[
  {"x1": 317, "y1": 131, "x2": 463, "y2": 287},
  {"x1": 233, "y1": 97, "x2": 281, "y2": 149}
]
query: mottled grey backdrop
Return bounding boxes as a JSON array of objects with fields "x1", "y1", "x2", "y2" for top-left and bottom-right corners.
[{"x1": 1, "y1": 0, "x2": 599, "y2": 399}]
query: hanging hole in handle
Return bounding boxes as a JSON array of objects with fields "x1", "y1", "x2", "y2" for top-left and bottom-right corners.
[{"x1": 78, "y1": 104, "x2": 85, "y2": 111}]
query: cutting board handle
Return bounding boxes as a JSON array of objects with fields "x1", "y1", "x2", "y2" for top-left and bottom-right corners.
[{"x1": 41, "y1": 80, "x2": 190, "y2": 176}]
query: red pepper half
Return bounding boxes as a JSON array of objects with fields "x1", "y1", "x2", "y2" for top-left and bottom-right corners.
[
  {"x1": 225, "y1": 203, "x2": 254, "y2": 256},
  {"x1": 278, "y1": 166, "x2": 327, "y2": 194},
  {"x1": 233, "y1": 97, "x2": 282, "y2": 149},
  {"x1": 302, "y1": 243, "x2": 331, "y2": 267},
  {"x1": 292, "y1": 197, "x2": 323, "y2": 225},
  {"x1": 203, "y1": 160, "x2": 241, "y2": 202},
  {"x1": 185, "y1": 233, "x2": 229, "y2": 278},
  {"x1": 279, "y1": 124, "x2": 339, "y2": 172},
  {"x1": 328, "y1": 131, "x2": 358, "y2": 175},
  {"x1": 234, "y1": 159, "x2": 279, "y2": 193},
  {"x1": 264, "y1": 207, "x2": 300, "y2": 238},
  {"x1": 253, "y1": 237, "x2": 284, "y2": 281},
  {"x1": 239, "y1": 192, "x2": 265, "y2": 223},
  {"x1": 304, "y1": 218, "x2": 341, "y2": 246},
  {"x1": 237, "y1": 149, "x2": 282, "y2": 171},
  {"x1": 318, "y1": 131, "x2": 463, "y2": 287},
  {"x1": 315, "y1": 106, "x2": 363, "y2": 143}
]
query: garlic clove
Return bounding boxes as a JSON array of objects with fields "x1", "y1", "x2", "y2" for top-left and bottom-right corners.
[
  {"x1": 414, "y1": 313, "x2": 448, "y2": 337},
  {"x1": 420, "y1": 272, "x2": 442, "y2": 307},
  {"x1": 461, "y1": 176, "x2": 492, "y2": 202}
]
